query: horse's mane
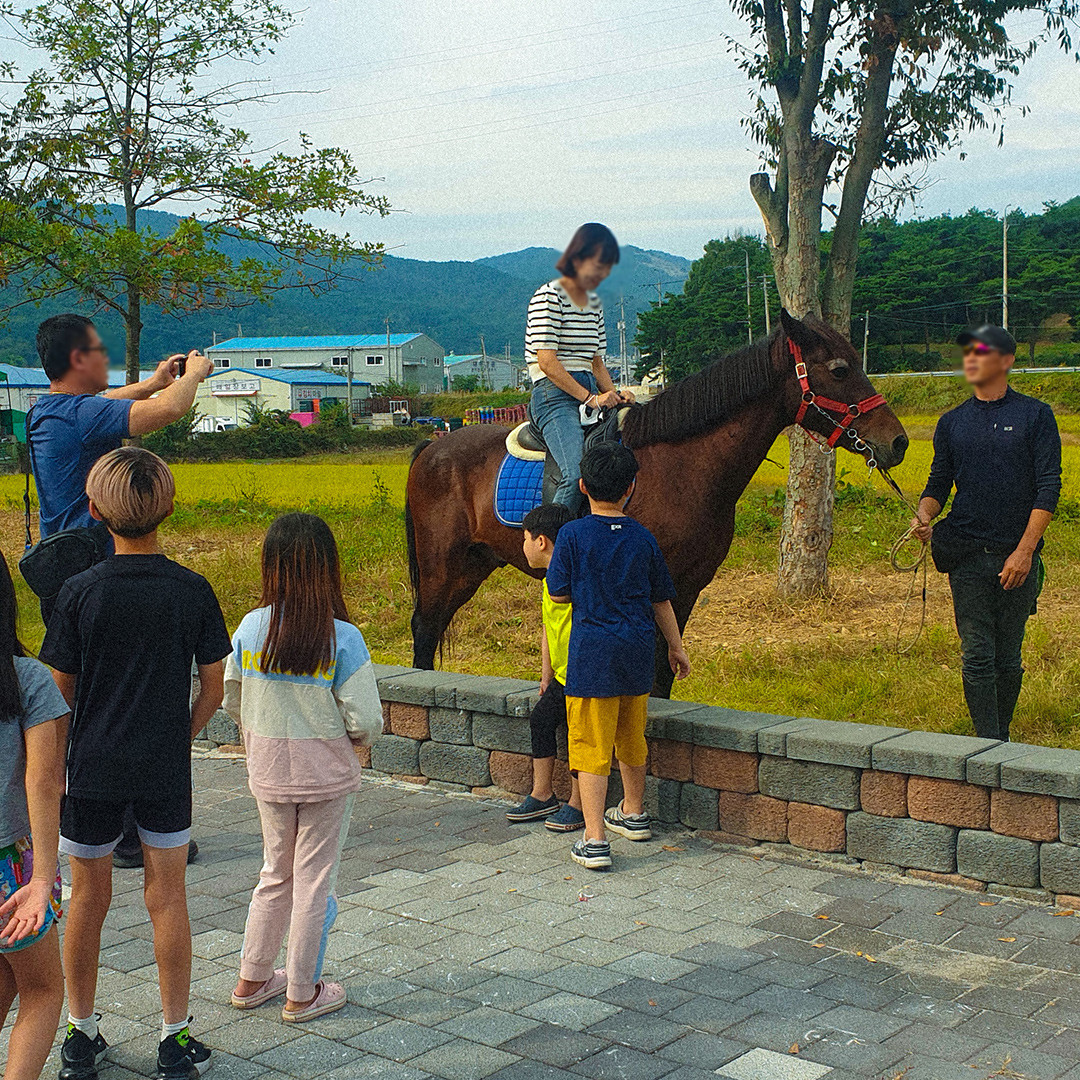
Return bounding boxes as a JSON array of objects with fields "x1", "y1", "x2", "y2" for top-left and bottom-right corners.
[{"x1": 621, "y1": 334, "x2": 779, "y2": 448}]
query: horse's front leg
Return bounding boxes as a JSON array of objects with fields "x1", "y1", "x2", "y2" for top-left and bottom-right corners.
[{"x1": 651, "y1": 586, "x2": 700, "y2": 698}]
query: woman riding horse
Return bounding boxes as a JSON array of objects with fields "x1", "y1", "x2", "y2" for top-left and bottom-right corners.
[{"x1": 526, "y1": 223, "x2": 634, "y2": 512}]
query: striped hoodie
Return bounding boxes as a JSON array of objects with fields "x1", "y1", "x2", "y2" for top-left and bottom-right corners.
[{"x1": 223, "y1": 607, "x2": 383, "y2": 802}]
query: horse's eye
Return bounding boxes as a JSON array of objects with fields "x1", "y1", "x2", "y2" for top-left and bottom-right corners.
[{"x1": 828, "y1": 361, "x2": 850, "y2": 380}]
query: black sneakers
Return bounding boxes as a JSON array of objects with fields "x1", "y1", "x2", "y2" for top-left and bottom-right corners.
[
  {"x1": 59, "y1": 1022, "x2": 108, "y2": 1080},
  {"x1": 155, "y1": 1021, "x2": 211, "y2": 1079}
]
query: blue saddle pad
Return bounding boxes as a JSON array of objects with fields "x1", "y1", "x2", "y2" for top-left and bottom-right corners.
[{"x1": 494, "y1": 454, "x2": 544, "y2": 528}]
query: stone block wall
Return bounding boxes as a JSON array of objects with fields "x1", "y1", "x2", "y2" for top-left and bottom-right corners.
[{"x1": 198, "y1": 664, "x2": 1080, "y2": 901}]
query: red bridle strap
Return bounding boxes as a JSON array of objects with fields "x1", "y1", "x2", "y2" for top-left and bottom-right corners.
[{"x1": 790, "y1": 340, "x2": 886, "y2": 449}]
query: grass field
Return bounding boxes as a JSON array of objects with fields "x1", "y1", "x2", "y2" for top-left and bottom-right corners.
[{"x1": 4, "y1": 417, "x2": 1079, "y2": 749}]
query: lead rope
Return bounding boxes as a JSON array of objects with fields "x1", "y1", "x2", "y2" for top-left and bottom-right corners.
[{"x1": 877, "y1": 467, "x2": 928, "y2": 655}]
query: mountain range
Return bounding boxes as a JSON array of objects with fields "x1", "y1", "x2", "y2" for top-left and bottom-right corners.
[{"x1": 0, "y1": 209, "x2": 693, "y2": 365}]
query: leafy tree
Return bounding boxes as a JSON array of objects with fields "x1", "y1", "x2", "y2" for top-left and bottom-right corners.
[
  {"x1": 730, "y1": 0, "x2": 1079, "y2": 596},
  {"x1": 0, "y1": 0, "x2": 389, "y2": 381},
  {"x1": 450, "y1": 374, "x2": 481, "y2": 393},
  {"x1": 635, "y1": 237, "x2": 777, "y2": 382}
]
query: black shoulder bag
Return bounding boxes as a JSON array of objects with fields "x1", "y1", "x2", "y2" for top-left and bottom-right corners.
[{"x1": 18, "y1": 406, "x2": 111, "y2": 600}]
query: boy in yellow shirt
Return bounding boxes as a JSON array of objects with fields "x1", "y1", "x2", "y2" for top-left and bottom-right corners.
[{"x1": 505, "y1": 505, "x2": 584, "y2": 831}]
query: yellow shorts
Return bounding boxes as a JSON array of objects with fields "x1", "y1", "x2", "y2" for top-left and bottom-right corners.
[{"x1": 566, "y1": 694, "x2": 649, "y2": 777}]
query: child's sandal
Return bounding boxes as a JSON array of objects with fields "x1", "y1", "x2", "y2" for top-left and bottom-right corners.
[
  {"x1": 231, "y1": 969, "x2": 287, "y2": 1009},
  {"x1": 281, "y1": 980, "x2": 346, "y2": 1023}
]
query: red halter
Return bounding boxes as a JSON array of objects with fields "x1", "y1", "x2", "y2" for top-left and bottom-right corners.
[{"x1": 790, "y1": 339, "x2": 887, "y2": 451}]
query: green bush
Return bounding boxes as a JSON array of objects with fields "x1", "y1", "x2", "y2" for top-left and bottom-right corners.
[{"x1": 149, "y1": 412, "x2": 428, "y2": 462}]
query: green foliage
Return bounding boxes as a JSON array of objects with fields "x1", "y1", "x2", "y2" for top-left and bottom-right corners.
[
  {"x1": 635, "y1": 237, "x2": 776, "y2": 381},
  {"x1": 373, "y1": 379, "x2": 423, "y2": 398},
  {"x1": 853, "y1": 200, "x2": 1080, "y2": 369},
  {"x1": 0, "y1": 0, "x2": 389, "y2": 377},
  {"x1": 142, "y1": 407, "x2": 201, "y2": 458},
  {"x1": 421, "y1": 389, "x2": 529, "y2": 418},
  {"x1": 149, "y1": 409, "x2": 426, "y2": 463},
  {"x1": 450, "y1": 374, "x2": 480, "y2": 393},
  {"x1": 874, "y1": 371, "x2": 1080, "y2": 415},
  {"x1": 637, "y1": 202, "x2": 1080, "y2": 380}
]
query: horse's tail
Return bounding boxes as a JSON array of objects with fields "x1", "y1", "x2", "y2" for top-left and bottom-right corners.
[{"x1": 404, "y1": 439, "x2": 431, "y2": 602}]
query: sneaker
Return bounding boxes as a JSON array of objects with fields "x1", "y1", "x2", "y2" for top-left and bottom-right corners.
[
  {"x1": 505, "y1": 795, "x2": 559, "y2": 823},
  {"x1": 155, "y1": 1021, "x2": 211, "y2": 1079},
  {"x1": 604, "y1": 802, "x2": 652, "y2": 841},
  {"x1": 111, "y1": 845, "x2": 143, "y2": 870},
  {"x1": 545, "y1": 804, "x2": 585, "y2": 832},
  {"x1": 114, "y1": 840, "x2": 198, "y2": 870},
  {"x1": 571, "y1": 838, "x2": 612, "y2": 870},
  {"x1": 59, "y1": 1021, "x2": 108, "y2": 1080}
]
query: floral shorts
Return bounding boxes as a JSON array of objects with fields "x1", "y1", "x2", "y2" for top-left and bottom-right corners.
[{"x1": 0, "y1": 837, "x2": 63, "y2": 954}]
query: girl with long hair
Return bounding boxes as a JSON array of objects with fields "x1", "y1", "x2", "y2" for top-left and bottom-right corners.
[
  {"x1": 0, "y1": 551, "x2": 70, "y2": 1080},
  {"x1": 225, "y1": 514, "x2": 382, "y2": 1023}
]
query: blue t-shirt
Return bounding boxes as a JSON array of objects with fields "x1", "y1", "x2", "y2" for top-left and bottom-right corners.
[
  {"x1": 545, "y1": 514, "x2": 676, "y2": 698},
  {"x1": 28, "y1": 394, "x2": 133, "y2": 537}
]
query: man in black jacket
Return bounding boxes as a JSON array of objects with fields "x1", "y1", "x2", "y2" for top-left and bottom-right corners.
[{"x1": 912, "y1": 325, "x2": 1061, "y2": 740}]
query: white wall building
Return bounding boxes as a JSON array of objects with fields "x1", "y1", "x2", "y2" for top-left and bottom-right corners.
[{"x1": 206, "y1": 333, "x2": 445, "y2": 395}]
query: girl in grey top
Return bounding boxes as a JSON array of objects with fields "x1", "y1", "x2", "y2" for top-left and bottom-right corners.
[{"x1": 0, "y1": 552, "x2": 70, "y2": 1078}]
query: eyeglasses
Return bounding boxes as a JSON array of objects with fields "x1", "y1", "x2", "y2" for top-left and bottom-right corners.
[{"x1": 963, "y1": 344, "x2": 992, "y2": 356}]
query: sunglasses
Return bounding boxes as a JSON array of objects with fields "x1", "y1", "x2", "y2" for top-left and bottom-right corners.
[{"x1": 963, "y1": 343, "x2": 992, "y2": 356}]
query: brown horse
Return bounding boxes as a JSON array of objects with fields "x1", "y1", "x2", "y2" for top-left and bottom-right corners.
[{"x1": 405, "y1": 310, "x2": 909, "y2": 697}]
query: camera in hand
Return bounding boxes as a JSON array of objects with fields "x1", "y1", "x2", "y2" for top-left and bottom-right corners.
[{"x1": 177, "y1": 353, "x2": 187, "y2": 378}]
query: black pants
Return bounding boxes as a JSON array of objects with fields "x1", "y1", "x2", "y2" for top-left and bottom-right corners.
[
  {"x1": 948, "y1": 549, "x2": 1039, "y2": 741},
  {"x1": 530, "y1": 679, "x2": 567, "y2": 759}
]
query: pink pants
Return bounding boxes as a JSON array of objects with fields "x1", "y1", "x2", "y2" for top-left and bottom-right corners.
[{"x1": 239, "y1": 793, "x2": 353, "y2": 1002}]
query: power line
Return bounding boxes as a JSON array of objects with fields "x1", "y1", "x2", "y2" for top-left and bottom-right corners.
[
  {"x1": 261, "y1": 0, "x2": 719, "y2": 89},
  {"x1": 244, "y1": 41, "x2": 730, "y2": 132},
  {"x1": 359, "y1": 76, "x2": 742, "y2": 154},
  {"x1": 242, "y1": 35, "x2": 728, "y2": 130}
]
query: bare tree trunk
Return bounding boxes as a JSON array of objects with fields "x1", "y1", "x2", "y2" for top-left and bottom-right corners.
[{"x1": 125, "y1": 284, "x2": 141, "y2": 386}]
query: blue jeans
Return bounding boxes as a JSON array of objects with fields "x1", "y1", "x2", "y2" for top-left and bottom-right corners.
[
  {"x1": 949, "y1": 549, "x2": 1039, "y2": 740},
  {"x1": 531, "y1": 372, "x2": 597, "y2": 512}
]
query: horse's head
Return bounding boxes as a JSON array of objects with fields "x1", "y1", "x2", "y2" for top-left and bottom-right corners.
[{"x1": 777, "y1": 309, "x2": 908, "y2": 470}]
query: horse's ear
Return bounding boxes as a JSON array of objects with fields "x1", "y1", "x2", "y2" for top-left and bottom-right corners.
[{"x1": 779, "y1": 308, "x2": 817, "y2": 351}]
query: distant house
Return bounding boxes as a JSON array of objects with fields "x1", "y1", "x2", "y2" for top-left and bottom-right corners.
[
  {"x1": 206, "y1": 333, "x2": 446, "y2": 395},
  {"x1": 443, "y1": 353, "x2": 523, "y2": 390},
  {"x1": 194, "y1": 368, "x2": 372, "y2": 427}
]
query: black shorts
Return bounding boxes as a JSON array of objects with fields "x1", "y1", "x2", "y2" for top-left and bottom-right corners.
[
  {"x1": 60, "y1": 792, "x2": 192, "y2": 858},
  {"x1": 530, "y1": 678, "x2": 568, "y2": 759}
]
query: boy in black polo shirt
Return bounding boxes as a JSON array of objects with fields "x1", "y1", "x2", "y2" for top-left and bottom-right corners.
[
  {"x1": 40, "y1": 448, "x2": 231, "y2": 1080},
  {"x1": 546, "y1": 443, "x2": 690, "y2": 870}
]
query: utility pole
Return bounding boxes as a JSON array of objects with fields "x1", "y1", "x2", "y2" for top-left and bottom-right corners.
[
  {"x1": 385, "y1": 316, "x2": 392, "y2": 384},
  {"x1": 744, "y1": 250, "x2": 753, "y2": 344},
  {"x1": 761, "y1": 273, "x2": 771, "y2": 336},
  {"x1": 346, "y1": 349, "x2": 353, "y2": 420},
  {"x1": 617, "y1": 295, "x2": 627, "y2": 386},
  {"x1": 862, "y1": 312, "x2": 870, "y2": 371},
  {"x1": 1002, "y1": 206, "x2": 1012, "y2": 331},
  {"x1": 656, "y1": 279, "x2": 663, "y2": 304},
  {"x1": 479, "y1": 334, "x2": 487, "y2": 390}
]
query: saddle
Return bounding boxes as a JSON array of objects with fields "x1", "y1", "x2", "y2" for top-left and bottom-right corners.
[{"x1": 505, "y1": 405, "x2": 631, "y2": 507}]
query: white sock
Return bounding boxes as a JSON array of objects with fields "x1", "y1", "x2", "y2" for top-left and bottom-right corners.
[
  {"x1": 68, "y1": 1013, "x2": 98, "y2": 1040},
  {"x1": 161, "y1": 1017, "x2": 189, "y2": 1042}
]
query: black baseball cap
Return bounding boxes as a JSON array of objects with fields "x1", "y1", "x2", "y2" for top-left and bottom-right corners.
[{"x1": 956, "y1": 325, "x2": 1016, "y2": 355}]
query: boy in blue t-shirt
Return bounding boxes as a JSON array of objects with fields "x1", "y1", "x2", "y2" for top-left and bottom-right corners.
[{"x1": 545, "y1": 443, "x2": 690, "y2": 870}]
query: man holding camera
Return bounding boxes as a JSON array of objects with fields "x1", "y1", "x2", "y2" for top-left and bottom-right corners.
[
  {"x1": 30, "y1": 314, "x2": 212, "y2": 553},
  {"x1": 911, "y1": 325, "x2": 1061, "y2": 741}
]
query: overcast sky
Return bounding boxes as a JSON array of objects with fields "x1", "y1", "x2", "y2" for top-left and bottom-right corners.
[{"x1": 17, "y1": 0, "x2": 1080, "y2": 263}]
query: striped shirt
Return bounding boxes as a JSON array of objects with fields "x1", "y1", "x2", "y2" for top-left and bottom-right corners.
[
  {"x1": 525, "y1": 279, "x2": 607, "y2": 383},
  {"x1": 223, "y1": 607, "x2": 384, "y2": 802}
]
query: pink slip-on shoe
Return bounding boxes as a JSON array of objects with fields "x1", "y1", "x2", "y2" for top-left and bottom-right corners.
[
  {"x1": 281, "y1": 980, "x2": 346, "y2": 1023},
  {"x1": 231, "y1": 970, "x2": 287, "y2": 1010}
]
